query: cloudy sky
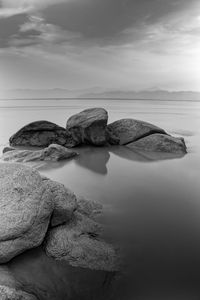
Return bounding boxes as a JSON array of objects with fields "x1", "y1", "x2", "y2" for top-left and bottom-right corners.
[{"x1": 0, "y1": 0, "x2": 200, "y2": 92}]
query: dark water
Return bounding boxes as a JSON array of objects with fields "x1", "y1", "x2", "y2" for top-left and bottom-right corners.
[{"x1": 0, "y1": 99, "x2": 200, "y2": 299}]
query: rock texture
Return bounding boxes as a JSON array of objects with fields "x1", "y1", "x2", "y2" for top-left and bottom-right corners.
[
  {"x1": 126, "y1": 133, "x2": 187, "y2": 153},
  {"x1": 2, "y1": 147, "x2": 15, "y2": 154},
  {"x1": 67, "y1": 108, "x2": 108, "y2": 146},
  {"x1": 106, "y1": 118, "x2": 166, "y2": 145},
  {"x1": 0, "y1": 163, "x2": 77, "y2": 263},
  {"x1": 0, "y1": 286, "x2": 37, "y2": 300},
  {"x1": 9, "y1": 120, "x2": 76, "y2": 148},
  {"x1": 1, "y1": 144, "x2": 78, "y2": 163},
  {"x1": 45, "y1": 212, "x2": 119, "y2": 271}
]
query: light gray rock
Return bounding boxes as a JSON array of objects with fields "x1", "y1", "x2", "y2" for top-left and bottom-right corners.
[
  {"x1": 9, "y1": 120, "x2": 76, "y2": 148},
  {"x1": 67, "y1": 108, "x2": 108, "y2": 146},
  {"x1": 76, "y1": 196, "x2": 103, "y2": 217},
  {"x1": 126, "y1": 133, "x2": 187, "y2": 153},
  {"x1": 45, "y1": 212, "x2": 119, "y2": 271},
  {"x1": 106, "y1": 118, "x2": 166, "y2": 145},
  {"x1": 0, "y1": 163, "x2": 77, "y2": 263},
  {"x1": 1, "y1": 144, "x2": 78, "y2": 163},
  {"x1": 0, "y1": 285, "x2": 37, "y2": 300}
]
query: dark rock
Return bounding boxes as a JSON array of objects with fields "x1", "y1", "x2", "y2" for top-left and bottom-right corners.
[
  {"x1": 126, "y1": 133, "x2": 187, "y2": 154},
  {"x1": 67, "y1": 108, "x2": 108, "y2": 146},
  {"x1": 9, "y1": 120, "x2": 76, "y2": 148},
  {"x1": 1, "y1": 144, "x2": 78, "y2": 163},
  {"x1": 106, "y1": 118, "x2": 166, "y2": 145}
]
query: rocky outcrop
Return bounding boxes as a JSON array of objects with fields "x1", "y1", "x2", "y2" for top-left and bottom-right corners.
[
  {"x1": 1, "y1": 144, "x2": 78, "y2": 163},
  {"x1": 66, "y1": 108, "x2": 108, "y2": 146},
  {"x1": 106, "y1": 118, "x2": 166, "y2": 145},
  {"x1": 0, "y1": 163, "x2": 77, "y2": 263},
  {"x1": 126, "y1": 133, "x2": 187, "y2": 153},
  {"x1": 9, "y1": 120, "x2": 76, "y2": 148},
  {"x1": 45, "y1": 212, "x2": 119, "y2": 271},
  {"x1": 0, "y1": 285, "x2": 37, "y2": 300},
  {"x1": 0, "y1": 163, "x2": 118, "y2": 271}
]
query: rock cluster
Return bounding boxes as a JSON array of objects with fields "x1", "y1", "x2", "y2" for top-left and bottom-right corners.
[
  {"x1": 9, "y1": 108, "x2": 187, "y2": 154},
  {"x1": 0, "y1": 163, "x2": 118, "y2": 271}
]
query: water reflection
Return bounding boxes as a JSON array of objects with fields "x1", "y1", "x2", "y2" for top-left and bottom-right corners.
[
  {"x1": 75, "y1": 146, "x2": 110, "y2": 175},
  {"x1": 3, "y1": 247, "x2": 116, "y2": 300},
  {"x1": 110, "y1": 146, "x2": 185, "y2": 162}
]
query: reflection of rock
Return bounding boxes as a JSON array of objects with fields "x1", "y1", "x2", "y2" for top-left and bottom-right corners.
[
  {"x1": 45, "y1": 212, "x2": 119, "y2": 271},
  {"x1": 106, "y1": 118, "x2": 166, "y2": 145},
  {"x1": 0, "y1": 285, "x2": 36, "y2": 300},
  {"x1": 6, "y1": 248, "x2": 116, "y2": 300},
  {"x1": 110, "y1": 145, "x2": 185, "y2": 162},
  {"x1": 9, "y1": 120, "x2": 76, "y2": 148},
  {"x1": 127, "y1": 134, "x2": 187, "y2": 154},
  {"x1": 76, "y1": 147, "x2": 110, "y2": 175},
  {"x1": 0, "y1": 163, "x2": 77, "y2": 263},
  {"x1": 67, "y1": 108, "x2": 108, "y2": 146},
  {"x1": 1, "y1": 144, "x2": 78, "y2": 163}
]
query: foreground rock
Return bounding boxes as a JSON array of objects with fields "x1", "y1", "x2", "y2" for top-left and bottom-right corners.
[
  {"x1": 0, "y1": 163, "x2": 77, "y2": 263},
  {"x1": 0, "y1": 285, "x2": 36, "y2": 300},
  {"x1": 67, "y1": 108, "x2": 108, "y2": 146},
  {"x1": 1, "y1": 144, "x2": 78, "y2": 163},
  {"x1": 106, "y1": 118, "x2": 166, "y2": 145},
  {"x1": 45, "y1": 212, "x2": 119, "y2": 271},
  {"x1": 126, "y1": 133, "x2": 187, "y2": 153},
  {"x1": 9, "y1": 120, "x2": 76, "y2": 148}
]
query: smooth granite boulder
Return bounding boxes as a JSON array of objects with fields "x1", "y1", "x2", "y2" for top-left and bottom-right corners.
[
  {"x1": 126, "y1": 133, "x2": 187, "y2": 154},
  {"x1": 0, "y1": 163, "x2": 77, "y2": 263},
  {"x1": 106, "y1": 118, "x2": 166, "y2": 145},
  {"x1": 1, "y1": 144, "x2": 78, "y2": 163},
  {"x1": 66, "y1": 108, "x2": 108, "y2": 146},
  {"x1": 9, "y1": 121, "x2": 76, "y2": 148},
  {"x1": 45, "y1": 212, "x2": 119, "y2": 271},
  {"x1": 0, "y1": 286, "x2": 36, "y2": 300}
]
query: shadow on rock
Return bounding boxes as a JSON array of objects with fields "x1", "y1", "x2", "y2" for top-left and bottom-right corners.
[
  {"x1": 6, "y1": 247, "x2": 116, "y2": 300},
  {"x1": 110, "y1": 146, "x2": 186, "y2": 163},
  {"x1": 75, "y1": 146, "x2": 110, "y2": 175}
]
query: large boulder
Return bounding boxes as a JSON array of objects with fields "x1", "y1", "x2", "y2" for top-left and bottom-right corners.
[
  {"x1": 0, "y1": 286, "x2": 36, "y2": 300},
  {"x1": 66, "y1": 108, "x2": 108, "y2": 146},
  {"x1": 106, "y1": 118, "x2": 166, "y2": 145},
  {"x1": 0, "y1": 163, "x2": 77, "y2": 263},
  {"x1": 9, "y1": 120, "x2": 76, "y2": 148},
  {"x1": 126, "y1": 133, "x2": 187, "y2": 154},
  {"x1": 45, "y1": 212, "x2": 119, "y2": 271},
  {"x1": 1, "y1": 144, "x2": 78, "y2": 163}
]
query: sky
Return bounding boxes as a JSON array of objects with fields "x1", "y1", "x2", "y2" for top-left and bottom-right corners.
[{"x1": 0, "y1": 0, "x2": 200, "y2": 92}]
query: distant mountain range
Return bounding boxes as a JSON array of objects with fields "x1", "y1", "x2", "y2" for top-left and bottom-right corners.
[{"x1": 1, "y1": 88, "x2": 200, "y2": 101}]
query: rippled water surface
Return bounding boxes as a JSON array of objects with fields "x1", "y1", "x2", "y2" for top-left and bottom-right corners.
[{"x1": 0, "y1": 99, "x2": 200, "y2": 299}]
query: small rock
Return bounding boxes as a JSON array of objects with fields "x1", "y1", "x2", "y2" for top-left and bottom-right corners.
[{"x1": 0, "y1": 285, "x2": 36, "y2": 300}]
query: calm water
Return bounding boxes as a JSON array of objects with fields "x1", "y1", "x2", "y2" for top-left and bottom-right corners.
[{"x1": 0, "y1": 99, "x2": 200, "y2": 300}]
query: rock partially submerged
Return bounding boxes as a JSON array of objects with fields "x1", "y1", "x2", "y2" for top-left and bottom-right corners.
[
  {"x1": 0, "y1": 163, "x2": 118, "y2": 271},
  {"x1": 67, "y1": 108, "x2": 108, "y2": 146},
  {"x1": 45, "y1": 212, "x2": 119, "y2": 271},
  {"x1": 106, "y1": 118, "x2": 166, "y2": 145},
  {"x1": 0, "y1": 285, "x2": 36, "y2": 300},
  {"x1": 126, "y1": 133, "x2": 187, "y2": 154},
  {"x1": 0, "y1": 163, "x2": 77, "y2": 263},
  {"x1": 9, "y1": 120, "x2": 76, "y2": 148},
  {"x1": 1, "y1": 144, "x2": 78, "y2": 163}
]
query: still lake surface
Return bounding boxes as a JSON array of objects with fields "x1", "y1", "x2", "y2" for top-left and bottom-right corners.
[{"x1": 0, "y1": 99, "x2": 200, "y2": 300}]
